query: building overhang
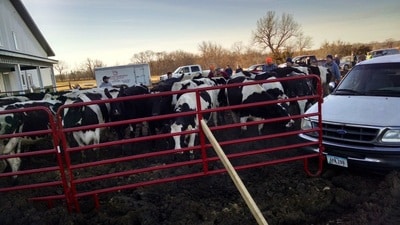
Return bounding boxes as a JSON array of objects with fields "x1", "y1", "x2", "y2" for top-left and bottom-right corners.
[{"x1": 0, "y1": 49, "x2": 58, "y2": 72}]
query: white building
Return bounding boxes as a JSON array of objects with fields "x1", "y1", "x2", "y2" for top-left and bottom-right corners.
[{"x1": 0, "y1": 0, "x2": 57, "y2": 95}]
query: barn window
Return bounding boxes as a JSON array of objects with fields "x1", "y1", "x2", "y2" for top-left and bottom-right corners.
[
  {"x1": 12, "y1": 31, "x2": 19, "y2": 50},
  {"x1": 21, "y1": 73, "x2": 26, "y2": 86}
]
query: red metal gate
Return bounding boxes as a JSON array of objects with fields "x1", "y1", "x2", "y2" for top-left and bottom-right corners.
[
  {"x1": 0, "y1": 106, "x2": 70, "y2": 209},
  {"x1": 0, "y1": 74, "x2": 324, "y2": 212}
]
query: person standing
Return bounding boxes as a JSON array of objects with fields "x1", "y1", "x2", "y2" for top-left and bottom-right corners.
[
  {"x1": 235, "y1": 65, "x2": 243, "y2": 73},
  {"x1": 225, "y1": 65, "x2": 233, "y2": 77},
  {"x1": 262, "y1": 57, "x2": 277, "y2": 72},
  {"x1": 286, "y1": 57, "x2": 294, "y2": 67},
  {"x1": 99, "y1": 76, "x2": 112, "y2": 88},
  {"x1": 334, "y1": 54, "x2": 341, "y2": 66},
  {"x1": 167, "y1": 72, "x2": 173, "y2": 79},
  {"x1": 352, "y1": 53, "x2": 358, "y2": 66},
  {"x1": 324, "y1": 55, "x2": 341, "y2": 84}
]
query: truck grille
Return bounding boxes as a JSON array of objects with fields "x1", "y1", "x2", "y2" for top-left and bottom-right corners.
[{"x1": 312, "y1": 122, "x2": 380, "y2": 143}]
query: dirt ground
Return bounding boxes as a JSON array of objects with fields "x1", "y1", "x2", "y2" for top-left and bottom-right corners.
[
  {"x1": 1, "y1": 128, "x2": 400, "y2": 225},
  {"x1": 1, "y1": 102, "x2": 400, "y2": 225}
]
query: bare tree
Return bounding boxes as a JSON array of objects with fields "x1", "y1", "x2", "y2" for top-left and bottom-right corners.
[
  {"x1": 85, "y1": 58, "x2": 105, "y2": 79},
  {"x1": 296, "y1": 32, "x2": 313, "y2": 54},
  {"x1": 54, "y1": 60, "x2": 68, "y2": 76},
  {"x1": 131, "y1": 50, "x2": 155, "y2": 64},
  {"x1": 384, "y1": 38, "x2": 395, "y2": 48},
  {"x1": 198, "y1": 41, "x2": 228, "y2": 69},
  {"x1": 252, "y1": 11, "x2": 302, "y2": 59}
]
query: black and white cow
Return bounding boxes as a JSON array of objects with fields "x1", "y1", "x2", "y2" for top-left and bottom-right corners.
[
  {"x1": 0, "y1": 99, "x2": 62, "y2": 180},
  {"x1": 170, "y1": 84, "x2": 219, "y2": 158},
  {"x1": 306, "y1": 65, "x2": 330, "y2": 95},
  {"x1": 0, "y1": 96, "x2": 30, "y2": 108},
  {"x1": 61, "y1": 88, "x2": 119, "y2": 151},
  {"x1": 170, "y1": 79, "x2": 201, "y2": 107},
  {"x1": 107, "y1": 85, "x2": 151, "y2": 139},
  {"x1": 226, "y1": 75, "x2": 294, "y2": 134},
  {"x1": 245, "y1": 67, "x2": 317, "y2": 115}
]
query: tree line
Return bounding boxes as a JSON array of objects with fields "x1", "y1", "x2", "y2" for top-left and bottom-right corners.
[{"x1": 54, "y1": 11, "x2": 399, "y2": 82}]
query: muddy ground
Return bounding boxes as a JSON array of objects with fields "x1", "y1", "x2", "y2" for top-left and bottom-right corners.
[{"x1": 1, "y1": 123, "x2": 400, "y2": 225}]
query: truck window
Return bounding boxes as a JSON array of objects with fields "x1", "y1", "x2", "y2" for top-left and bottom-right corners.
[
  {"x1": 182, "y1": 67, "x2": 190, "y2": 73},
  {"x1": 191, "y1": 66, "x2": 200, "y2": 73}
]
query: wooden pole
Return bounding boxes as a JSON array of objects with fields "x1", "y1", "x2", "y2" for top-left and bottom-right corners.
[{"x1": 200, "y1": 120, "x2": 269, "y2": 225}]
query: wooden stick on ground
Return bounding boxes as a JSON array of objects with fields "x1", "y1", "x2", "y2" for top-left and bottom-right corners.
[{"x1": 200, "y1": 119, "x2": 269, "y2": 225}]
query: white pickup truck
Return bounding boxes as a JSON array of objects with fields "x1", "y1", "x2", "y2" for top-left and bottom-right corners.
[{"x1": 159, "y1": 64, "x2": 210, "y2": 81}]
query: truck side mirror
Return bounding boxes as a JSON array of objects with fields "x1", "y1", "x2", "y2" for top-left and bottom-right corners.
[{"x1": 329, "y1": 82, "x2": 336, "y2": 92}]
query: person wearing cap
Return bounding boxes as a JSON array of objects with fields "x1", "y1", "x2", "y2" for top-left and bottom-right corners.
[
  {"x1": 262, "y1": 57, "x2": 277, "y2": 72},
  {"x1": 324, "y1": 54, "x2": 341, "y2": 84},
  {"x1": 286, "y1": 57, "x2": 294, "y2": 67},
  {"x1": 99, "y1": 76, "x2": 112, "y2": 88}
]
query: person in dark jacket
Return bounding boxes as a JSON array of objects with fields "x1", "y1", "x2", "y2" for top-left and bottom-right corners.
[
  {"x1": 324, "y1": 55, "x2": 341, "y2": 84},
  {"x1": 225, "y1": 65, "x2": 233, "y2": 77}
]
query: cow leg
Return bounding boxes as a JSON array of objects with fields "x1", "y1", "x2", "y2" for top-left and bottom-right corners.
[
  {"x1": 173, "y1": 135, "x2": 182, "y2": 152},
  {"x1": 231, "y1": 111, "x2": 240, "y2": 124},
  {"x1": 171, "y1": 123, "x2": 184, "y2": 154},
  {"x1": 297, "y1": 99, "x2": 307, "y2": 115},
  {"x1": 1, "y1": 138, "x2": 21, "y2": 182},
  {"x1": 93, "y1": 128, "x2": 101, "y2": 158},
  {"x1": 7, "y1": 155, "x2": 21, "y2": 182},
  {"x1": 0, "y1": 159, "x2": 7, "y2": 173},
  {"x1": 217, "y1": 111, "x2": 226, "y2": 125},
  {"x1": 253, "y1": 117, "x2": 264, "y2": 135},
  {"x1": 212, "y1": 112, "x2": 218, "y2": 126},
  {"x1": 3, "y1": 139, "x2": 21, "y2": 181},
  {"x1": 2, "y1": 137, "x2": 19, "y2": 155},
  {"x1": 186, "y1": 131, "x2": 197, "y2": 160},
  {"x1": 240, "y1": 117, "x2": 248, "y2": 132}
]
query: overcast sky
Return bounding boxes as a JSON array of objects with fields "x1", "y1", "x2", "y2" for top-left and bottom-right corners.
[{"x1": 22, "y1": 0, "x2": 400, "y2": 68}]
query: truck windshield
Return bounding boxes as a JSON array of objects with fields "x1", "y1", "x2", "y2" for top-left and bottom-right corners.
[
  {"x1": 173, "y1": 67, "x2": 183, "y2": 74},
  {"x1": 334, "y1": 63, "x2": 400, "y2": 97}
]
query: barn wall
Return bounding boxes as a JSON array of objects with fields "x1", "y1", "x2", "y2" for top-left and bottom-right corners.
[
  {"x1": 0, "y1": 0, "x2": 47, "y2": 57},
  {"x1": 27, "y1": 67, "x2": 53, "y2": 89}
]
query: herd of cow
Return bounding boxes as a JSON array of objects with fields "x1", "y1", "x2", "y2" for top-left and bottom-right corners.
[{"x1": 0, "y1": 65, "x2": 330, "y2": 181}]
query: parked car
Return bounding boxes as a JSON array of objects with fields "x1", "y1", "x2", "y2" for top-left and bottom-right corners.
[
  {"x1": 339, "y1": 55, "x2": 353, "y2": 71},
  {"x1": 317, "y1": 59, "x2": 327, "y2": 67},
  {"x1": 369, "y1": 48, "x2": 400, "y2": 59},
  {"x1": 299, "y1": 54, "x2": 400, "y2": 171},
  {"x1": 247, "y1": 64, "x2": 265, "y2": 73},
  {"x1": 292, "y1": 55, "x2": 317, "y2": 66}
]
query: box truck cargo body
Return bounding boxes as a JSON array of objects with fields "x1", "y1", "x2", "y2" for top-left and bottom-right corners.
[{"x1": 94, "y1": 64, "x2": 151, "y2": 87}]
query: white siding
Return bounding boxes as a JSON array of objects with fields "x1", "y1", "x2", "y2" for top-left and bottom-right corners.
[{"x1": 0, "y1": 0, "x2": 47, "y2": 57}]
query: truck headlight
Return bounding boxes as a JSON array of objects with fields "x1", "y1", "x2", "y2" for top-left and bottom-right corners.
[
  {"x1": 301, "y1": 118, "x2": 318, "y2": 137},
  {"x1": 381, "y1": 129, "x2": 400, "y2": 143},
  {"x1": 301, "y1": 118, "x2": 312, "y2": 130}
]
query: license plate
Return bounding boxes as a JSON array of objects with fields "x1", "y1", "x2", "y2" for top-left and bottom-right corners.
[{"x1": 326, "y1": 155, "x2": 348, "y2": 168}]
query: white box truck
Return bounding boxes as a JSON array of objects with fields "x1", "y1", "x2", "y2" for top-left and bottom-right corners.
[{"x1": 94, "y1": 64, "x2": 151, "y2": 87}]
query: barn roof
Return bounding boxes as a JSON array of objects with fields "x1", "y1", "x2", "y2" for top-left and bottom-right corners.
[{"x1": 10, "y1": 0, "x2": 55, "y2": 57}]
